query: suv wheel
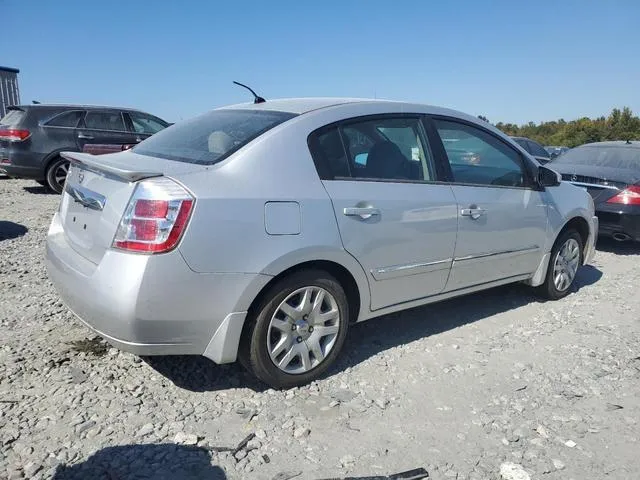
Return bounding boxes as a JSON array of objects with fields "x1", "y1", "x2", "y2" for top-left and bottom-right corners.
[
  {"x1": 45, "y1": 157, "x2": 69, "y2": 194},
  {"x1": 240, "y1": 270, "x2": 350, "y2": 388},
  {"x1": 537, "y1": 229, "x2": 583, "y2": 300}
]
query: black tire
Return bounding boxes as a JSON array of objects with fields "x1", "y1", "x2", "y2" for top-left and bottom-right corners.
[
  {"x1": 536, "y1": 229, "x2": 583, "y2": 300},
  {"x1": 239, "y1": 269, "x2": 350, "y2": 389},
  {"x1": 45, "y1": 157, "x2": 70, "y2": 194}
]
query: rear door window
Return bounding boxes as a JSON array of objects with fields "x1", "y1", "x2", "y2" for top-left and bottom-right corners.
[
  {"x1": 84, "y1": 111, "x2": 127, "y2": 131},
  {"x1": 0, "y1": 109, "x2": 25, "y2": 126},
  {"x1": 44, "y1": 111, "x2": 84, "y2": 128},
  {"x1": 133, "y1": 109, "x2": 296, "y2": 165},
  {"x1": 127, "y1": 111, "x2": 168, "y2": 135}
]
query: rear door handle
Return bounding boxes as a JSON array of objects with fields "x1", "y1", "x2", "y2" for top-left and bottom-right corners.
[
  {"x1": 343, "y1": 206, "x2": 380, "y2": 220},
  {"x1": 461, "y1": 205, "x2": 486, "y2": 220},
  {"x1": 77, "y1": 133, "x2": 94, "y2": 140}
]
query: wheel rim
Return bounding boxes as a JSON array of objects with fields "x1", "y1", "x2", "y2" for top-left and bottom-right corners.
[
  {"x1": 553, "y1": 238, "x2": 580, "y2": 292},
  {"x1": 267, "y1": 286, "x2": 341, "y2": 375},
  {"x1": 53, "y1": 162, "x2": 69, "y2": 190}
]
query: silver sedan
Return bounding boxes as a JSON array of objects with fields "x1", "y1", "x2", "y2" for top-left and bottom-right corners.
[{"x1": 45, "y1": 98, "x2": 598, "y2": 388}]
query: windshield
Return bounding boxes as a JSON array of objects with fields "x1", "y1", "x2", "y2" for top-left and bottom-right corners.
[
  {"x1": 0, "y1": 109, "x2": 25, "y2": 126},
  {"x1": 552, "y1": 145, "x2": 640, "y2": 170},
  {"x1": 133, "y1": 109, "x2": 297, "y2": 165}
]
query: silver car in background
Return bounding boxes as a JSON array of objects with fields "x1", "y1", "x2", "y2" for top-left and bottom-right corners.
[{"x1": 45, "y1": 98, "x2": 598, "y2": 388}]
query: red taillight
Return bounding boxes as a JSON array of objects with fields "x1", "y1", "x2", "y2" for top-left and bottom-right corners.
[
  {"x1": 0, "y1": 129, "x2": 30, "y2": 142},
  {"x1": 0, "y1": 158, "x2": 10, "y2": 165},
  {"x1": 134, "y1": 199, "x2": 169, "y2": 218},
  {"x1": 113, "y1": 178, "x2": 194, "y2": 254},
  {"x1": 606, "y1": 185, "x2": 640, "y2": 205}
]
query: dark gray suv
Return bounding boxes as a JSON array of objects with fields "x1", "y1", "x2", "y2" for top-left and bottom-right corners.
[{"x1": 0, "y1": 104, "x2": 169, "y2": 193}]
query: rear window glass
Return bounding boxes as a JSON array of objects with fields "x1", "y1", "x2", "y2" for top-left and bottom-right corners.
[
  {"x1": 0, "y1": 109, "x2": 25, "y2": 126},
  {"x1": 133, "y1": 109, "x2": 296, "y2": 165},
  {"x1": 553, "y1": 145, "x2": 640, "y2": 170}
]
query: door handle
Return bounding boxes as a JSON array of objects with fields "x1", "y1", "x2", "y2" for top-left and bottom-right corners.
[
  {"x1": 461, "y1": 205, "x2": 486, "y2": 220},
  {"x1": 77, "y1": 133, "x2": 94, "y2": 140},
  {"x1": 344, "y1": 206, "x2": 380, "y2": 220}
]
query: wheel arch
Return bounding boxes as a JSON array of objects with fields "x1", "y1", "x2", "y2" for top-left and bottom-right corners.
[{"x1": 556, "y1": 215, "x2": 590, "y2": 264}]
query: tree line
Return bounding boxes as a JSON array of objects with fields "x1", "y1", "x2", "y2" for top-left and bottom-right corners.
[{"x1": 479, "y1": 107, "x2": 640, "y2": 148}]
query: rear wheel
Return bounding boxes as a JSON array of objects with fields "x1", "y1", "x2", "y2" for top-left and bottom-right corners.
[
  {"x1": 239, "y1": 270, "x2": 350, "y2": 388},
  {"x1": 45, "y1": 157, "x2": 69, "y2": 194},
  {"x1": 536, "y1": 229, "x2": 583, "y2": 300}
]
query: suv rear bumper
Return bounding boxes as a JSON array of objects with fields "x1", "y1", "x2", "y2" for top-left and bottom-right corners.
[
  {"x1": 0, "y1": 163, "x2": 43, "y2": 179},
  {"x1": 45, "y1": 212, "x2": 271, "y2": 363}
]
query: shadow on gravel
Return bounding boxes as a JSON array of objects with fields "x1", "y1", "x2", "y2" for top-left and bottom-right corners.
[
  {"x1": 143, "y1": 355, "x2": 267, "y2": 393},
  {"x1": 23, "y1": 185, "x2": 55, "y2": 195},
  {"x1": 332, "y1": 266, "x2": 602, "y2": 375},
  {"x1": 52, "y1": 443, "x2": 227, "y2": 479},
  {"x1": 144, "y1": 266, "x2": 602, "y2": 392},
  {"x1": 597, "y1": 237, "x2": 640, "y2": 256},
  {"x1": 0, "y1": 220, "x2": 28, "y2": 241}
]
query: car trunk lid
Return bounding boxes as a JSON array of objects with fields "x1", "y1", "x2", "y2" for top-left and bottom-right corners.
[
  {"x1": 554, "y1": 164, "x2": 637, "y2": 203},
  {"x1": 58, "y1": 151, "x2": 202, "y2": 264}
]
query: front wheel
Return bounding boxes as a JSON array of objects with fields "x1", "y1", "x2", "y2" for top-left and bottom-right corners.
[
  {"x1": 537, "y1": 229, "x2": 583, "y2": 300},
  {"x1": 45, "y1": 157, "x2": 70, "y2": 194},
  {"x1": 239, "y1": 270, "x2": 350, "y2": 389}
]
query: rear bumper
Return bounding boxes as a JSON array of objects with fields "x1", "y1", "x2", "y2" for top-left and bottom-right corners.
[
  {"x1": 0, "y1": 150, "x2": 45, "y2": 179},
  {"x1": 45, "y1": 212, "x2": 271, "y2": 362},
  {"x1": 596, "y1": 207, "x2": 640, "y2": 242}
]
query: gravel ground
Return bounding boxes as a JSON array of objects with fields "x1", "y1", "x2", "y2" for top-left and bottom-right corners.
[{"x1": 1, "y1": 176, "x2": 639, "y2": 480}]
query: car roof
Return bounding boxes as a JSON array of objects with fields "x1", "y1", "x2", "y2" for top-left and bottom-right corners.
[
  {"x1": 12, "y1": 104, "x2": 148, "y2": 113},
  {"x1": 217, "y1": 97, "x2": 473, "y2": 119},
  {"x1": 580, "y1": 140, "x2": 640, "y2": 149}
]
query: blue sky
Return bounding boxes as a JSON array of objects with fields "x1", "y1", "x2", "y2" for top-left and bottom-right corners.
[{"x1": 3, "y1": 0, "x2": 639, "y2": 124}]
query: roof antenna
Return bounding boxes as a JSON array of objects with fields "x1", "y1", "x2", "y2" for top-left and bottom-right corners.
[{"x1": 233, "y1": 81, "x2": 265, "y2": 104}]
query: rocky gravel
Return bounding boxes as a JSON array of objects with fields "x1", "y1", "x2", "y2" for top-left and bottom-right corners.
[{"x1": 1, "y1": 176, "x2": 639, "y2": 479}]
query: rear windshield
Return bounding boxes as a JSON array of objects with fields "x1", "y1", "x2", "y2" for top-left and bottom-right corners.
[
  {"x1": 133, "y1": 109, "x2": 297, "y2": 165},
  {"x1": 552, "y1": 145, "x2": 640, "y2": 170},
  {"x1": 0, "y1": 109, "x2": 25, "y2": 126}
]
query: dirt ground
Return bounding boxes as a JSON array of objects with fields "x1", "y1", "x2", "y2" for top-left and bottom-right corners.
[{"x1": 1, "y1": 177, "x2": 639, "y2": 480}]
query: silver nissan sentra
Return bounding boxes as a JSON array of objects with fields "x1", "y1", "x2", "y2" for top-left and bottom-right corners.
[{"x1": 45, "y1": 98, "x2": 598, "y2": 388}]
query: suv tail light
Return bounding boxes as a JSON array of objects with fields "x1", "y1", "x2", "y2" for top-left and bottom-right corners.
[
  {"x1": 113, "y1": 177, "x2": 194, "y2": 253},
  {"x1": 606, "y1": 185, "x2": 640, "y2": 205},
  {"x1": 0, "y1": 129, "x2": 31, "y2": 142}
]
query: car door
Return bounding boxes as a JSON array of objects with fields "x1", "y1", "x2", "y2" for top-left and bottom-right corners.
[
  {"x1": 76, "y1": 110, "x2": 137, "y2": 151},
  {"x1": 428, "y1": 117, "x2": 549, "y2": 291},
  {"x1": 309, "y1": 115, "x2": 458, "y2": 311}
]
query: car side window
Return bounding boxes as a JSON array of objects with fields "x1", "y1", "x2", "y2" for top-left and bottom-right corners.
[
  {"x1": 528, "y1": 140, "x2": 549, "y2": 158},
  {"x1": 129, "y1": 111, "x2": 167, "y2": 135},
  {"x1": 84, "y1": 111, "x2": 126, "y2": 132},
  {"x1": 433, "y1": 119, "x2": 527, "y2": 188},
  {"x1": 45, "y1": 111, "x2": 84, "y2": 128},
  {"x1": 340, "y1": 117, "x2": 434, "y2": 181}
]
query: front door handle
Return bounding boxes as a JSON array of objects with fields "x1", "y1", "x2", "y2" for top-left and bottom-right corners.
[
  {"x1": 344, "y1": 206, "x2": 380, "y2": 220},
  {"x1": 461, "y1": 205, "x2": 486, "y2": 220},
  {"x1": 77, "y1": 133, "x2": 94, "y2": 140}
]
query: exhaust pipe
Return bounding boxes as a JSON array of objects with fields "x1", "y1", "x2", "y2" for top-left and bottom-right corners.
[{"x1": 612, "y1": 232, "x2": 631, "y2": 242}]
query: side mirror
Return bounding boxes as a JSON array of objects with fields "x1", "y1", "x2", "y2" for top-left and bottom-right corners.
[{"x1": 538, "y1": 165, "x2": 562, "y2": 187}]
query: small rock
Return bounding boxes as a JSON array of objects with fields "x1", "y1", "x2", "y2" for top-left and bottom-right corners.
[
  {"x1": 535, "y1": 425, "x2": 549, "y2": 439},
  {"x1": 374, "y1": 398, "x2": 389, "y2": 410},
  {"x1": 234, "y1": 449, "x2": 247, "y2": 461},
  {"x1": 293, "y1": 427, "x2": 310, "y2": 439},
  {"x1": 255, "y1": 429, "x2": 267, "y2": 440},
  {"x1": 174, "y1": 432, "x2": 198, "y2": 445},
  {"x1": 340, "y1": 454, "x2": 356, "y2": 467},
  {"x1": 552, "y1": 459, "x2": 565, "y2": 470},
  {"x1": 499, "y1": 462, "x2": 531, "y2": 480},
  {"x1": 23, "y1": 462, "x2": 42, "y2": 477},
  {"x1": 565, "y1": 440, "x2": 577, "y2": 448},
  {"x1": 138, "y1": 423, "x2": 154, "y2": 437},
  {"x1": 329, "y1": 400, "x2": 339, "y2": 408},
  {"x1": 76, "y1": 421, "x2": 96, "y2": 434}
]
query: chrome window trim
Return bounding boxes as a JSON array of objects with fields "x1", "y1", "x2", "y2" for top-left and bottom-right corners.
[{"x1": 568, "y1": 181, "x2": 619, "y2": 191}]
